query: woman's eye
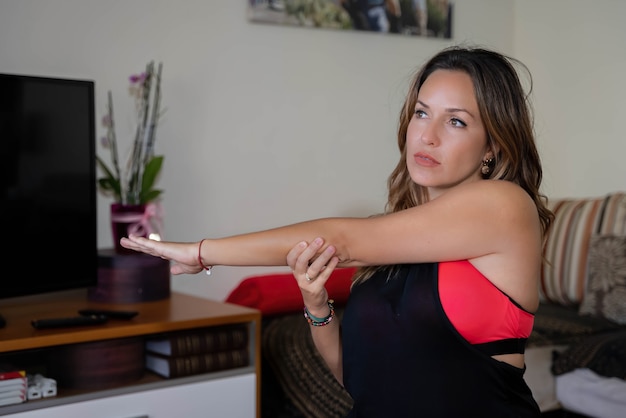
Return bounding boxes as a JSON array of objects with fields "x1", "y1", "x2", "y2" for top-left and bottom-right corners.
[
  {"x1": 450, "y1": 118, "x2": 467, "y2": 127},
  {"x1": 414, "y1": 109, "x2": 427, "y2": 118}
]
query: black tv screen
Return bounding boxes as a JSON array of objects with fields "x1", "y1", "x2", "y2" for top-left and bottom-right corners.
[{"x1": 0, "y1": 73, "x2": 97, "y2": 299}]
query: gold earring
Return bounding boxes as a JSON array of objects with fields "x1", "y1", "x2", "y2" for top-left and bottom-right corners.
[{"x1": 481, "y1": 157, "x2": 494, "y2": 175}]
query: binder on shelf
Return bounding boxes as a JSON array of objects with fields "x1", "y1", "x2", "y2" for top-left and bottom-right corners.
[
  {"x1": 145, "y1": 323, "x2": 249, "y2": 357},
  {"x1": 145, "y1": 347, "x2": 250, "y2": 378}
]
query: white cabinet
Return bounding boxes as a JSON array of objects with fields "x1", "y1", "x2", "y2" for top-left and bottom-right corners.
[{"x1": 7, "y1": 373, "x2": 256, "y2": 418}]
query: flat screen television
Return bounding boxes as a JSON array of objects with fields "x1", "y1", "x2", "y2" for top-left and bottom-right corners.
[{"x1": 0, "y1": 72, "x2": 97, "y2": 299}]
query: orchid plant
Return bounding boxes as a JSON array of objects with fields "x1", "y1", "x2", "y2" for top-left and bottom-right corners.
[{"x1": 97, "y1": 61, "x2": 165, "y2": 205}]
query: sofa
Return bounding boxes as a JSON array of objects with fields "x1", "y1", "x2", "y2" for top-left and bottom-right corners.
[
  {"x1": 225, "y1": 191, "x2": 626, "y2": 418},
  {"x1": 529, "y1": 191, "x2": 626, "y2": 417}
]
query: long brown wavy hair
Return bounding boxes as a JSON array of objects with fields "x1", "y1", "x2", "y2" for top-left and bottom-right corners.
[{"x1": 353, "y1": 45, "x2": 554, "y2": 285}]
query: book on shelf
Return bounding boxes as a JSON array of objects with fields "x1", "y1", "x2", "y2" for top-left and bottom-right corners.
[
  {"x1": 0, "y1": 376, "x2": 27, "y2": 390},
  {"x1": 0, "y1": 369, "x2": 26, "y2": 381},
  {"x1": 0, "y1": 394, "x2": 26, "y2": 407},
  {"x1": 145, "y1": 347, "x2": 250, "y2": 378},
  {"x1": 0, "y1": 386, "x2": 26, "y2": 406},
  {"x1": 145, "y1": 323, "x2": 249, "y2": 357},
  {"x1": 0, "y1": 388, "x2": 26, "y2": 399}
]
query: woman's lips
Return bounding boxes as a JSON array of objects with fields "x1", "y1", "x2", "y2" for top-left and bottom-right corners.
[{"x1": 414, "y1": 152, "x2": 440, "y2": 167}]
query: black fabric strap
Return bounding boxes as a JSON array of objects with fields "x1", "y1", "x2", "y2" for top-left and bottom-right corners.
[{"x1": 474, "y1": 338, "x2": 528, "y2": 356}]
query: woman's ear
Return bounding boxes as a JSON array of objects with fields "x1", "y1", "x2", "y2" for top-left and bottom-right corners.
[{"x1": 484, "y1": 144, "x2": 499, "y2": 161}]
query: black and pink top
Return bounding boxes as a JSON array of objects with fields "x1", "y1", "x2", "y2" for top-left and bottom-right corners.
[{"x1": 341, "y1": 261, "x2": 540, "y2": 417}]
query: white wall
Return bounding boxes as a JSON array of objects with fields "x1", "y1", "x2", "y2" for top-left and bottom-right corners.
[
  {"x1": 514, "y1": 0, "x2": 626, "y2": 199},
  {"x1": 1, "y1": 1, "x2": 623, "y2": 301}
]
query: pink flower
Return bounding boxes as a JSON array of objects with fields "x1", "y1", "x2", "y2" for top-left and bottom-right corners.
[
  {"x1": 97, "y1": 61, "x2": 164, "y2": 205},
  {"x1": 129, "y1": 72, "x2": 147, "y2": 85}
]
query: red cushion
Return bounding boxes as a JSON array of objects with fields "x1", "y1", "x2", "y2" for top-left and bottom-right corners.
[{"x1": 225, "y1": 268, "x2": 356, "y2": 316}]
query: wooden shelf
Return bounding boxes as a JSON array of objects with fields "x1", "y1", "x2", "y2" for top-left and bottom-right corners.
[
  {"x1": 0, "y1": 289, "x2": 259, "y2": 352},
  {"x1": 0, "y1": 289, "x2": 262, "y2": 417}
]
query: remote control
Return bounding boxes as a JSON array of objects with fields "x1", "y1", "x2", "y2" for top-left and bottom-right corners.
[
  {"x1": 78, "y1": 309, "x2": 139, "y2": 320},
  {"x1": 31, "y1": 315, "x2": 108, "y2": 329}
]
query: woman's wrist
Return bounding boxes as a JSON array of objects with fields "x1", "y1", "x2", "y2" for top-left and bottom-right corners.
[
  {"x1": 304, "y1": 300, "x2": 335, "y2": 326},
  {"x1": 197, "y1": 239, "x2": 213, "y2": 275},
  {"x1": 306, "y1": 304, "x2": 332, "y2": 319}
]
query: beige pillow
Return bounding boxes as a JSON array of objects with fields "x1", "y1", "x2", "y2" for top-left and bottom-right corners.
[{"x1": 578, "y1": 235, "x2": 626, "y2": 325}]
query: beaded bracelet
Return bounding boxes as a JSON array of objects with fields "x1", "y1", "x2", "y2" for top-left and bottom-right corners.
[
  {"x1": 198, "y1": 239, "x2": 213, "y2": 275},
  {"x1": 303, "y1": 300, "x2": 335, "y2": 327}
]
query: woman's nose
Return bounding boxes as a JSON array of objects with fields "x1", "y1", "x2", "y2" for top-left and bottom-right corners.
[{"x1": 419, "y1": 123, "x2": 438, "y2": 146}]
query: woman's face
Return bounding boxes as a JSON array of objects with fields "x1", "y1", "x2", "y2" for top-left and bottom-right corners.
[{"x1": 406, "y1": 69, "x2": 491, "y2": 199}]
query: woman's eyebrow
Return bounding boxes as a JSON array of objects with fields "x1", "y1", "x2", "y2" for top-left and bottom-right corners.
[{"x1": 417, "y1": 100, "x2": 476, "y2": 119}]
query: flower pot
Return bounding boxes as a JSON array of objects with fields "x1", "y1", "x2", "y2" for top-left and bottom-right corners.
[
  {"x1": 111, "y1": 203, "x2": 146, "y2": 254},
  {"x1": 110, "y1": 202, "x2": 164, "y2": 254}
]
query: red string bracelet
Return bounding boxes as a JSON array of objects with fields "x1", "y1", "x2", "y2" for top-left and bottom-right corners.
[{"x1": 198, "y1": 239, "x2": 213, "y2": 275}]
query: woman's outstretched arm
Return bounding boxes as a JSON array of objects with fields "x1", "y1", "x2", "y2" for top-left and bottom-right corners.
[
  {"x1": 121, "y1": 180, "x2": 540, "y2": 278},
  {"x1": 119, "y1": 216, "x2": 360, "y2": 275}
]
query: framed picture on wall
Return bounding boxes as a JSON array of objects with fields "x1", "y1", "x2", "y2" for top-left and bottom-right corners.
[{"x1": 247, "y1": 0, "x2": 453, "y2": 38}]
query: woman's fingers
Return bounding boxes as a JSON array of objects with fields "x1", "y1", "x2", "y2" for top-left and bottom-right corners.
[
  {"x1": 306, "y1": 243, "x2": 337, "y2": 281},
  {"x1": 286, "y1": 241, "x2": 308, "y2": 270},
  {"x1": 120, "y1": 234, "x2": 163, "y2": 255},
  {"x1": 121, "y1": 235, "x2": 203, "y2": 276},
  {"x1": 299, "y1": 238, "x2": 324, "y2": 280},
  {"x1": 287, "y1": 239, "x2": 340, "y2": 310},
  {"x1": 316, "y1": 253, "x2": 340, "y2": 282},
  {"x1": 287, "y1": 237, "x2": 338, "y2": 283}
]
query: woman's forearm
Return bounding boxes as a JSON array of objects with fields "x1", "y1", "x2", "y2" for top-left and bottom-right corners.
[
  {"x1": 199, "y1": 217, "x2": 361, "y2": 267},
  {"x1": 120, "y1": 216, "x2": 369, "y2": 276},
  {"x1": 311, "y1": 320, "x2": 344, "y2": 384}
]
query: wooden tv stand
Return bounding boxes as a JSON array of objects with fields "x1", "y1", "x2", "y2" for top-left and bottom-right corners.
[{"x1": 0, "y1": 290, "x2": 261, "y2": 417}]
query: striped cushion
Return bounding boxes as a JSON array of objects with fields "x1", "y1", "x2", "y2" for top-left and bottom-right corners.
[{"x1": 540, "y1": 192, "x2": 626, "y2": 306}]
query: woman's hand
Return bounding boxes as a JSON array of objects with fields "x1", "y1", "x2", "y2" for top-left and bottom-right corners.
[
  {"x1": 287, "y1": 237, "x2": 339, "y2": 315},
  {"x1": 120, "y1": 235, "x2": 204, "y2": 275}
]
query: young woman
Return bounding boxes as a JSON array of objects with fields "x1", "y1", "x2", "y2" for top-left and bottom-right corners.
[{"x1": 121, "y1": 45, "x2": 553, "y2": 417}]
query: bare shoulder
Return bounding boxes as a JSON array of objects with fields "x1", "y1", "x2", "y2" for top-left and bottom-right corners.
[
  {"x1": 437, "y1": 180, "x2": 538, "y2": 225},
  {"x1": 443, "y1": 181, "x2": 542, "y2": 310},
  {"x1": 351, "y1": 180, "x2": 541, "y2": 272},
  {"x1": 445, "y1": 179, "x2": 533, "y2": 203}
]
